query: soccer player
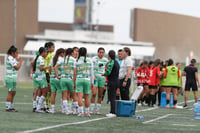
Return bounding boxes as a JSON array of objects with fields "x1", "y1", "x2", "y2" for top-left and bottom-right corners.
[
  {"x1": 49, "y1": 48, "x2": 65, "y2": 114},
  {"x1": 103, "y1": 50, "x2": 119, "y2": 117},
  {"x1": 60, "y1": 48, "x2": 78, "y2": 114},
  {"x1": 183, "y1": 59, "x2": 200, "y2": 108},
  {"x1": 148, "y1": 59, "x2": 161, "y2": 107},
  {"x1": 135, "y1": 60, "x2": 150, "y2": 106},
  {"x1": 34, "y1": 47, "x2": 49, "y2": 113},
  {"x1": 73, "y1": 47, "x2": 94, "y2": 116},
  {"x1": 164, "y1": 59, "x2": 180, "y2": 108},
  {"x1": 90, "y1": 47, "x2": 108, "y2": 114},
  {"x1": 44, "y1": 42, "x2": 55, "y2": 111},
  {"x1": 5, "y1": 45, "x2": 23, "y2": 112}
]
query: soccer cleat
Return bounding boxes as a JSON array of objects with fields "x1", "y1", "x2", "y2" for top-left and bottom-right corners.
[
  {"x1": 165, "y1": 104, "x2": 170, "y2": 109},
  {"x1": 106, "y1": 113, "x2": 116, "y2": 117},
  {"x1": 32, "y1": 108, "x2": 36, "y2": 112},
  {"x1": 85, "y1": 113, "x2": 91, "y2": 117},
  {"x1": 10, "y1": 108, "x2": 18, "y2": 112},
  {"x1": 95, "y1": 111, "x2": 102, "y2": 115},
  {"x1": 49, "y1": 109, "x2": 55, "y2": 114},
  {"x1": 173, "y1": 105, "x2": 177, "y2": 109},
  {"x1": 35, "y1": 109, "x2": 44, "y2": 113},
  {"x1": 183, "y1": 104, "x2": 188, "y2": 108},
  {"x1": 77, "y1": 113, "x2": 84, "y2": 117}
]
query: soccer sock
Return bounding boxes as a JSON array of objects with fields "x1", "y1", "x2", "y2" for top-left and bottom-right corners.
[
  {"x1": 90, "y1": 103, "x2": 95, "y2": 112},
  {"x1": 63, "y1": 100, "x2": 68, "y2": 112},
  {"x1": 116, "y1": 95, "x2": 120, "y2": 100},
  {"x1": 36, "y1": 96, "x2": 40, "y2": 106},
  {"x1": 79, "y1": 106, "x2": 84, "y2": 113},
  {"x1": 37, "y1": 96, "x2": 45, "y2": 110},
  {"x1": 85, "y1": 108, "x2": 89, "y2": 114},
  {"x1": 33, "y1": 101, "x2": 36, "y2": 108},
  {"x1": 73, "y1": 101, "x2": 79, "y2": 112},
  {"x1": 43, "y1": 101, "x2": 47, "y2": 109},
  {"x1": 167, "y1": 99, "x2": 170, "y2": 105},
  {"x1": 6, "y1": 102, "x2": 11, "y2": 109},
  {"x1": 96, "y1": 103, "x2": 101, "y2": 112},
  {"x1": 173, "y1": 100, "x2": 177, "y2": 105},
  {"x1": 51, "y1": 104, "x2": 55, "y2": 111},
  {"x1": 68, "y1": 101, "x2": 72, "y2": 111}
]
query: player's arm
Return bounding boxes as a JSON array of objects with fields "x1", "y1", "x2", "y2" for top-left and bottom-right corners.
[
  {"x1": 14, "y1": 57, "x2": 23, "y2": 70},
  {"x1": 54, "y1": 63, "x2": 60, "y2": 79}
]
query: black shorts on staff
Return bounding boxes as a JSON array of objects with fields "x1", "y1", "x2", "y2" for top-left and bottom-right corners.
[{"x1": 185, "y1": 81, "x2": 198, "y2": 91}]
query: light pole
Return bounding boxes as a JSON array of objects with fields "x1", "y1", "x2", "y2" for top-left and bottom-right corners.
[{"x1": 14, "y1": 0, "x2": 17, "y2": 46}]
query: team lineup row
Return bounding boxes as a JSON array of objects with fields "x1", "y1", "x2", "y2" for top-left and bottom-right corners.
[{"x1": 4, "y1": 42, "x2": 198, "y2": 117}]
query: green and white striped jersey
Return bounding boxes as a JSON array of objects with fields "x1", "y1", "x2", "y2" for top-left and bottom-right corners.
[
  {"x1": 5, "y1": 55, "x2": 18, "y2": 78},
  {"x1": 34, "y1": 56, "x2": 45, "y2": 80},
  {"x1": 74, "y1": 57, "x2": 94, "y2": 82},
  {"x1": 61, "y1": 56, "x2": 75, "y2": 79},
  {"x1": 92, "y1": 56, "x2": 108, "y2": 78}
]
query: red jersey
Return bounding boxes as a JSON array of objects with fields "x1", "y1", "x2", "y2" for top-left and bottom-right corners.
[
  {"x1": 135, "y1": 66, "x2": 150, "y2": 84},
  {"x1": 148, "y1": 66, "x2": 160, "y2": 86}
]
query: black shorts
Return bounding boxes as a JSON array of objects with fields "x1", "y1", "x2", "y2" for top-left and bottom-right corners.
[
  {"x1": 45, "y1": 73, "x2": 50, "y2": 83},
  {"x1": 185, "y1": 81, "x2": 198, "y2": 91},
  {"x1": 149, "y1": 85, "x2": 157, "y2": 89},
  {"x1": 137, "y1": 83, "x2": 148, "y2": 87},
  {"x1": 164, "y1": 86, "x2": 178, "y2": 89}
]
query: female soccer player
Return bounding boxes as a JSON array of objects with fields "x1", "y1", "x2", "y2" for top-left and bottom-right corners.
[
  {"x1": 60, "y1": 48, "x2": 78, "y2": 114},
  {"x1": 5, "y1": 45, "x2": 23, "y2": 112},
  {"x1": 73, "y1": 47, "x2": 94, "y2": 116},
  {"x1": 49, "y1": 48, "x2": 65, "y2": 113},
  {"x1": 44, "y1": 42, "x2": 55, "y2": 111},
  {"x1": 33, "y1": 47, "x2": 49, "y2": 113},
  {"x1": 90, "y1": 47, "x2": 108, "y2": 114},
  {"x1": 148, "y1": 59, "x2": 161, "y2": 107},
  {"x1": 164, "y1": 59, "x2": 180, "y2": 108},
  {"x1": 135, "y1": 60, "x2": 150, "y2": 106}
]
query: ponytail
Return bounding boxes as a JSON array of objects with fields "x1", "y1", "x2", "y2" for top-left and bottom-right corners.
[
  {"x1": 7, "y1": 45, "x2": 17, "y2": 55},
  {"x1": 53, "y1": 48, "x2": 65, "y2": 67},
  {"x1": 33, "y1": 47, "x2": 46, "y2": 72}
]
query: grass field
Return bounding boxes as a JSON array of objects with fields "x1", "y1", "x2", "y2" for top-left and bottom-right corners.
[{"x1": 0, "y1": 82, "x2": 200, "y2": 133}]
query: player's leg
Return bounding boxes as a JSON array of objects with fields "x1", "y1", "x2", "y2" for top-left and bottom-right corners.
[
  {"x1": 165, "y1": 87, "x2": 172, "y2": 108},
  {"x1": 172, "y1": 87, "x2": 178, "y2": 108}
]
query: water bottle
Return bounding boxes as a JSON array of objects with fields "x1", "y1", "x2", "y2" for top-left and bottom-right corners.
[
  {"x1": 136, "y1": 115, "x2": 144, "y2": 120},
  {"x1": 193, "y1": 99, "x2": 200, "y2": 119}
]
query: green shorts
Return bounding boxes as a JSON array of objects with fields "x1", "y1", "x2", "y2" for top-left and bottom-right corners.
[
  {"x1": 5, "y1": 77, "x2": 17, "y2": 91},
  {"x1": 94, "y1": 76, "x2": 106, "y2": 88},
  {"x1": 50, "y1": 78, "x2": 61, "y2": 93},
  {"x1": 76, "y1": 78, "x2": 91, "y2": 94},
  {"x1": 34, "y1": 77, "x2": 48, "y2": 90},
  {"x1": 60, "y1": 78, "x2": 74, "y2": 92}
]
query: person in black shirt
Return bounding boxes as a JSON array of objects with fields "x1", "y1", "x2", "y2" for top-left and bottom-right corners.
[
  {"x1": 103, "y1": 50, "x2": 119, "y2": 117},
  {"x1": 183, "y1": 59, "x2": 200, "y2": 108}
]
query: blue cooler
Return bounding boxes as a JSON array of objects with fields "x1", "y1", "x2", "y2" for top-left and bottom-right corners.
[
  {"x1": 160, "y1": 92, "x2": 167, "y2": 108},
  {"x1": 115, "y1": 100, "x2": 135, "y2": 117}
]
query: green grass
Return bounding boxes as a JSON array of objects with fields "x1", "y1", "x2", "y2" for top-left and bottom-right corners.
[{"x1": 0, "y1": 83, "x2": 200, "y2": 133}]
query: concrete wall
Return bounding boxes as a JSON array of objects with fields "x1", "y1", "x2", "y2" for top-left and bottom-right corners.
[
  {"x1": 0, "y1": 0, "x2": 38, "y2": 53},
  {"x1": 133, "y1": 8, "x2": 200, "y2": 62}
]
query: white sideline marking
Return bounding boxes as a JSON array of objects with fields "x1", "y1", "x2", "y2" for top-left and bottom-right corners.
[
  {"x1": 19, "y1": 117, "x2": 112, "y2": 133},
  {"x1": 172, "y1": 124, "x2": 196, "y2": 127},
  {"x1": 142, "y1": 114, "x2": 174, "y2": 124}
]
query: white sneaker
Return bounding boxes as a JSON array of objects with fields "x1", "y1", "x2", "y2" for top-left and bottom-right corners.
[
  {"x1": 95, "y1": 111, "x2": 102, "y2": 115},
  {"x1": 85, "y1": 113, "x2": 91, "y2": 117},
  {"x1": 106, "y1": 113, "x2": 116, "y2": 117},
  {"x1": 49, "y1": 109, "x2": 55, "y2": 114},
  {"x1": 77, "y1": 113, "x2": 84, "y2": 117}
]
